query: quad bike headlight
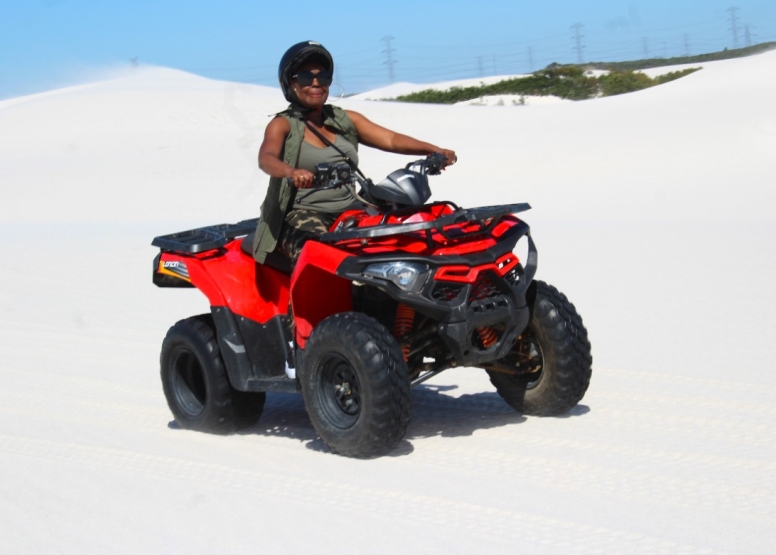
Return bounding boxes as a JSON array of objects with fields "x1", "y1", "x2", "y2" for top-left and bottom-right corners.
[{"x1": 363, "y1": 261, "x2": 430, "y2": 294}]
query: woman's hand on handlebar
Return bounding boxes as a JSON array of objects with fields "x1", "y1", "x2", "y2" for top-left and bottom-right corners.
[
  {"x1": 424, "y1": 150, "x2": 457, "y2": 174},
  {"x1": 435, "y1": 149, "x2": 457, "y2": 169},
  {"x1": 289, "y1": 169, "x2": 315, "y2": 188}
]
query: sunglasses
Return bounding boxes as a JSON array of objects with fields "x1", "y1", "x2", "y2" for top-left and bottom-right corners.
[{"x1": 292, "y1": 70, "x2": 333, "y2": 87}]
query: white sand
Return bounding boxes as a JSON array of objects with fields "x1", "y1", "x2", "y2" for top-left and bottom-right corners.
[
  {"x1": 350, "y1": 60, "x2": 726, "y2": 107},
  {"x1": 455, "y1": 94, "x2": 572, "y2": 106},
  {"x1": 1, "y1": 51, "x2": 775, "y2": 554},
  {"x1": 348, "y1": 74, "x2": 532, "y2": 101}
]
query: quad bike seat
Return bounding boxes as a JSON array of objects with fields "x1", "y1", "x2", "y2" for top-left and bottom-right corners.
[{"x1": 240, "y1": 231, "x2": 293, "y2": 275}]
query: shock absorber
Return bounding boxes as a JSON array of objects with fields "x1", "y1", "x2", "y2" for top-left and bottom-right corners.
[
  {"x1": 393, "y1": 303, "x2": 415, "y2": 361},
  {"x1": 476, "y1": 326, "x2": 498, "y2": 349},
  {"x1": 470, "y1": 276, "x2": 499, "y2": 349}
]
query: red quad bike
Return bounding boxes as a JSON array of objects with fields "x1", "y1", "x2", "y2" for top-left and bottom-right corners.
[{"x1": 152, "y1": 154, "x2": 592, "y2": 458}]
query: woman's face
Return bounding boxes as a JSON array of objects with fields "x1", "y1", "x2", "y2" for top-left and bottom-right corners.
[{"x1": 291, "y1": 61, "x2": 330, "y2": 109}]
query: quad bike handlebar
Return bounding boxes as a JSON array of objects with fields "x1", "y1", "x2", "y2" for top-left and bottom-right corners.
[
  {"x1": 407, "y1": 152, "x2": 449, "y2": 176},
  {"x1": 292, "y1": 152, "x2": 452, "y2": 191},
  {"x1": 312, "y1": 161, "x2": 354, "y2": 189}
]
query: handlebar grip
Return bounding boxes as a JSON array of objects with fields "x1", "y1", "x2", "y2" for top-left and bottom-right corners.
[{"x1": 426, "y1": 152, "x2": 449, "y2": 175}]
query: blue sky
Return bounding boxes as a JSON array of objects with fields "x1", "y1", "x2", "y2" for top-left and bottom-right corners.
[{"x1": 1, "y1": 0, "x2": 774, "y2": 99}]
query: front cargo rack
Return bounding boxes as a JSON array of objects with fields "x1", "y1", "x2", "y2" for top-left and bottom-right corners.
[
  {"x1": 319, "y1": 203, "x2": 531, "y2": 243},
  {"x1": 152, "y1": 218, "x2": 259, "y2": 254}
]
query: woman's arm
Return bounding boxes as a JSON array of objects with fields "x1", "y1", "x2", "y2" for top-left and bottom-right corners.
[
  {"x1": 258, "y1": 116, "x2": 315, "y2": 188},
  {"x1": 347, "y1": 110, "x2": 456, "y2": 166}
]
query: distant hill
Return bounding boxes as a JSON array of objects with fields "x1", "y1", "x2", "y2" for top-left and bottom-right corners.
[{"x1": 582, "y1": 41, "x2": 776, "y2": 71}]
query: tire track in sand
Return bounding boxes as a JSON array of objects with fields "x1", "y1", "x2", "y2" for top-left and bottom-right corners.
[{"x1": 0, "y1": 433, "x2": 722, "y2": 555}]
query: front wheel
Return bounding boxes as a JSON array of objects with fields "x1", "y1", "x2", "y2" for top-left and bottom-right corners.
[
  {"x1": 299, "y1": 312, "x2": 411, "y2": 458},
  {"x1": 485, "y1": 281, "x2": 592, "y2": 416},
  {"x1": 160, "y1": 315, "x2": 265, "y2": 433}
]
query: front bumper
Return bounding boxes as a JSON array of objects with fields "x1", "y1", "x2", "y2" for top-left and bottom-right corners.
[{"x1": 335, "y1": 222, "x2": 537, "y2": 367}]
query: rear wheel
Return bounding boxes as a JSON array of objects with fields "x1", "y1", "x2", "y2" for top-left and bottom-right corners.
[
  {"x1": 299, "y1": 312, "x2": 411, "y2": 458},
  {"x1": 486, "y1": 281, "x2": 592, "y2": 416},
  {"x1": 160, "y1": 315, "x2": 265, "y2": 433}
]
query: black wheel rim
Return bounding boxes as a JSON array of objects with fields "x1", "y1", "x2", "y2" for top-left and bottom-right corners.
[
  {"x1": 170, "y1": 349, "x2": 207, "y2": 417},
  {"x1": 317, "y1": 354, "x2": 361, "y2": 429}
]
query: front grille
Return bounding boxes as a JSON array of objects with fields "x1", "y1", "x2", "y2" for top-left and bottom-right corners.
[
  {"x1": 469, "y1": 272, "x2": 508, "y2": 314},
  {"x1": 469, "y1": 272, "x2": 500, "y2": 302},
  {"x1": 431, "y1": 282, "x2": 466, "y2": 303},
  {"x1": 504, "y1": 265, "x2": 523, "y2": 288},
  {"x1": 431, "y1": 270, "x2": 514, "y2": 311}
]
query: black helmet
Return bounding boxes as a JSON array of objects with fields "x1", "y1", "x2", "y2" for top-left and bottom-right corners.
[{"x1": 278, "y1": 41, "x2": 334, "y2": 103}]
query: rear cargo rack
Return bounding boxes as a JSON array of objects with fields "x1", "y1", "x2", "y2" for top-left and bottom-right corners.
[{"x1": 152, "y1": 218, "x2": 259, "y2": 254}]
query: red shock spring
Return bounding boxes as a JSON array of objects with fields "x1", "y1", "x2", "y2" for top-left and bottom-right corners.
[
  {"x1": 394, "y1": 303, "x2": 415, "y2": 361},
  {"x1": 471, "y1": 276, "x2": 498, "y2": 349},
  {"x1": 477, "y1": 326, "x2": 498, "y2": 348}
]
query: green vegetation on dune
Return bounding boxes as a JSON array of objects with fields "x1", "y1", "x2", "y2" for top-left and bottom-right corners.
[
  {"x1": 586, "y1": 41, "x2": 776, "y2": 71},
  {"x1": 390, "y1": 42, "x2": 775, "y2": 105},
  {"x1": 394, "y1": 66, "x2": 596, "y2": 103},
  {"x1": 393, "y1": 66, "x2": 701, "y2": 104},
  {"x1": 599, "y1": 68, "x2": 700, "y2": 96}
]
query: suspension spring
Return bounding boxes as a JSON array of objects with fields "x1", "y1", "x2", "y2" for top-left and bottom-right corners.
[
  {"x1": 393, "y1": 303, "x2": 415, "y2": 361},
  {"x1": 470, "y1": 275, "x2": 498, "y2": 349},
  {"x1": 476, "y1": 326, "x2": 498, "y2": 349}
]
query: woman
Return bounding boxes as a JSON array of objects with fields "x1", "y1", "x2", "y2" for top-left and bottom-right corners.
[{"x1": 252, "y1": 40, "x2": 457, "y2": 266}]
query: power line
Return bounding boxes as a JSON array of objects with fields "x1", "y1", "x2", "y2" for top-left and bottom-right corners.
[
  {"x1": 381, "y1": 35, "x2": 396, "y2": 83},
  {"x1": 571, "y1": 23, "x2": 585, "y2": 64},
  {"x1": 745, "y1": 24, "x2": 754, "y2": 47},
  {"x1": 727, "y1": 6, "x2": 740, "y2": 49},
  {"x1": 334, "y1": 45, "x2": 383, "y2": 58},
  {"x1": 172, "y1": 10, "x2": 774, "y2": 94},
  {"x1": 402, "y1": 31, "x2": 570, "y2": 51}
]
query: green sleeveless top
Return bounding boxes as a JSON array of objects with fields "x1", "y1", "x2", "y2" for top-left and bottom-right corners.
[
  {"x1": 252, "y1": 105, "x2": 358, "y2": 263},
  {"x1": 293, "y1": 136, "x2": 360, "y2": 213}
]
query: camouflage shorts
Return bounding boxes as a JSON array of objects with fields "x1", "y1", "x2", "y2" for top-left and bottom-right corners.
[{"x1": 277, "y1": 209, "x2": 337, "y2": 265}]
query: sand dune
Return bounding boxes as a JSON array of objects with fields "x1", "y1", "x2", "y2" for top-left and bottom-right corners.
[{"x1": 1, "y1": 52, "x2": 775, "y2": 553}]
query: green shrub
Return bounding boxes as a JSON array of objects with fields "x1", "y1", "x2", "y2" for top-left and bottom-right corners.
[
  {"x1": 393, "y1": 65, "x2": 600, "y2": 104},
  {"x1": 391, "y1": 66, "x2": 702, "y2": 104},
  {"x1": 599, "y1": 70, "x2": 654, "y2": 96},
  {"x1": 654, "y1": 67, "x2": 701, "y2": 85}
]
